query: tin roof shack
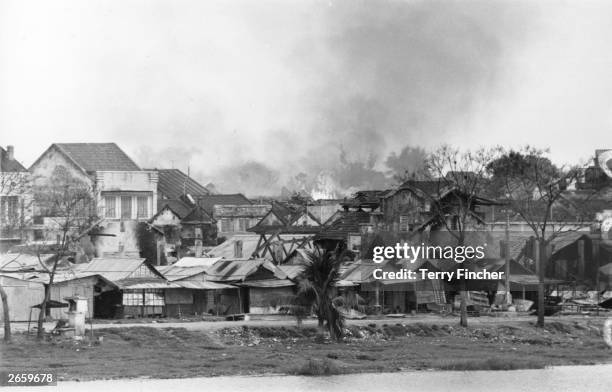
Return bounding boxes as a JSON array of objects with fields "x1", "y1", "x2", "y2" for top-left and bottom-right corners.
[
  {"x1": 157, "y1": 260, "x2": 237, "y2": 317},
  {"x1": 547, "y1": 234, "x2": 612, "y2": 291},
  {"x1": 78, "y1": 257, "x2": 168, "y2": 318},
  {"x1": 206, "y1": 258, "x2": 294, "y2": 314},
  {"x1": 48, "y1": 273, "x2": 118, "y2": 319},
  {"x1": 1, "y1": 145, "x2": 33, "y2": 251},
  {"x1": 432, "y1": 257, "x2": 555, "y2": 310},
  {"x1": 29, "y1": 143, "x2": 158, "y2": 257},
  {"x1": 0, "y1": 275, "x2": 45, "y2": 321},
  {"x1": 339, "y1": 259, "x2": 445, "y2": 314}
]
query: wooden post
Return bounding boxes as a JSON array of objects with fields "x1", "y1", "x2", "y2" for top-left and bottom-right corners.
[
  {"x1": 505, "y1": 215, "x2": 511, "y2": 305},
  {"x1": 375, "y1": 282, "x2": 381, "y2": 314},
  {"x1": 141, "y1": 290, "x2": 145, "y2": 318},
  {"x1": 577, "y1": 240, "x2": 585, "y2": 282},
  {"x1": 593, "y1": 238, "x2": 601, "y2": 316},
  {"x1": 503, "y1": 240, "x2": 511, "y2": 305}
]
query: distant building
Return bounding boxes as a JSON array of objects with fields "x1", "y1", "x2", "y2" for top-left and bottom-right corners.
[
  {"x1": 149, "y1": 169, "x2": 217, "y2": 259},
  {"x1": 0, "y1": 145, "x2": 33, "y2": 250},
  {"x1": 197, "y1": 194, "x2": 270, "y2": 237},
  {"x1": 29, "y1": 143, "x2": 158, "y2": 257}
]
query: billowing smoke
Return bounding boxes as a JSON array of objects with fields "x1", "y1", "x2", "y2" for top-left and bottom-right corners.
[{"x1": 133, "y1": 1, "x2": 533, "y2": 197}]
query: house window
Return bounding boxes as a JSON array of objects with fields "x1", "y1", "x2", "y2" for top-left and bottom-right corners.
[
  {"x1": 221, "y1": 219, "x2": 233, "y2": 232},
  {"x1": 122, "y1": 290, "x2": 142, "y2": 306},
  {"x1": 122, "y1": 289, "x2": 165, "y2": 306},
  {"x1": 121, "y1": 196, "x2": 132, "y2": 219},
  {"x1": 34, "y1": 229, "x2": 44, "y2": 241},
  {"x1": 136, "y1": 196, "x2": 148, "y2": 218},
  {"x1": 0, "y1": 196, "x2": 19, "y2": 224},
  {"x1": 399, "y1": 215, "x2": 409, "y2": 232},
  {"x1": 238, "y1": 218, "x2": 249, "y2": 232},
  {"x1": 104, "y1": 196, "x2": 116, "y2": 218},
  {"x1": 144, "y1": 289, "x2": 165, "y2": 306}
]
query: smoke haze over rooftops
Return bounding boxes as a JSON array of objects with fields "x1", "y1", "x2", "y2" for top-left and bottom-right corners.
[{"x1": 2, "y1": 1, "x2": 610, "y2": 195}]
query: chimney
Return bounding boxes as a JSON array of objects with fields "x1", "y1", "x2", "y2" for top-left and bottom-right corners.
[{"x1": 6, "y1": 145, "x2": 14, "y2": 160}]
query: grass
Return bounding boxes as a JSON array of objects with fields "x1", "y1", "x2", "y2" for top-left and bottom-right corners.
[
  {"x1": 1, "y1": 319, "x2": 610, "y2": 381},
  {"x1": 435, "y1": 358, "x2": 547, "y2": 371},
  {"x1": 290, "y1": 358, "x2": 343, "y2": 376}
]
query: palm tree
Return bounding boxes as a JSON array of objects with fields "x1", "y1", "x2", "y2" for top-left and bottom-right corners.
[{"x1": 295, "y1": 248, "x2": 345, "y2": 340}]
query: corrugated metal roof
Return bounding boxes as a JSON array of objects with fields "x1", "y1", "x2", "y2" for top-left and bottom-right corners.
[
  {"x1": 175, "y1": 280, "x2": 235, "y2": 290},
  {"x1": 0, "y1": 254, "x2": 55, "y2": 271},
  {"x1": 119, "y1": 279, "x2": 235, "y2": 290},
  {"x1": 78, "y1": 257, "x2": 149, "y2": 281},
  {"x1": 54, "y1": 143, "x2": 141, "y2": 172},
  {"x1": 174, "y1": 257, "x2": 221, "y2": 267},
  {"x1": 278, "y1": 265, "x2": 304, "y2": 280},
  {"x1": 119, "y1": 280, "x2": 177, "y2": 290},
  {"x1": 205, "y1": 258, "x2": 287, "y2": 282},
  {"x1": 238, "y1": 279, "x2": 295, "y2": 288},
  {"x1": 157, "y1": 265, "x2": 209, "y2": 281}
]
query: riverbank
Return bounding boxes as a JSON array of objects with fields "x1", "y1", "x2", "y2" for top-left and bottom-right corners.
[{"x1": 1, "y1": 319, "x2": 610, "y2": 381}]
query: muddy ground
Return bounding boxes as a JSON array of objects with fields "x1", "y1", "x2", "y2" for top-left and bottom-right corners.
[{"x1": 1, "y1": 319, "x2": 611, "y2": 381}]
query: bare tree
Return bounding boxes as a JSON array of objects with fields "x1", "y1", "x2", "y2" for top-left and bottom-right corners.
[
  {"x1": 31, "y1": 167, "x2": 98, "y2": 339},
  {"x1": 424, "y1": 145, "x2": 498, "y2": 327},
  {"x1": 487, "y1": 146, "x2": 602, "y2": 327}
]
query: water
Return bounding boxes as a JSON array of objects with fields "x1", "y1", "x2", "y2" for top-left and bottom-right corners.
[{"x1": 17, "y1": 365, "x2": 612, "y2": 392}]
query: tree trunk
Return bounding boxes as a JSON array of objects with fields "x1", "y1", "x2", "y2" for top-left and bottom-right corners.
[
  {"x1": 0, "y1": 283, "x2": 11, "y2": 342},
  {"x1": 534, "y1": 240, "x2": 545, "y2": 327},
  {"x1": 459, "y1": 279, "x2": 468, "y2": 327},
  {"x1": 36, "y1": 284, "x2": 52, "y2": 339},
  {"x1": 37, "y1": 257, "x2": 60, "y2": 339}
]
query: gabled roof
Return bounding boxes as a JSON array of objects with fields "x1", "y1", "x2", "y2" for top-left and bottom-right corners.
[
  {"x1": 154, "y1": 169, "x2": 210, "y2": 200},
  {"x1": 156, "y1": 199, "x2": 193, "y2": 219},
  {"x1": 0, "y1": 146, "x2": 27, "y2": 172},
  {"x1": 36, "y1": 143, "x2": 141, "y2": 173},
  {"x1": 197, "y1": 194, "x2": 252, "y2": 214},
  {"x1": 77, "y1": 257, "x2": 162, "y2": 282},
  {"x1": 152, "y1": 199, "x2": 215, "y2": 224},
  {"x1": 251, "y1": 202, "x2": 321, "y2": 232},
  {"x1": 315, "y1": 210, "x2": 372, "y2": 241}
]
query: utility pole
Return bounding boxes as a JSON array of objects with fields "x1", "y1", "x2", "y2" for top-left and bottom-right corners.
[{"x1": 505, "y1": 211, "x2": 511, "y2": 305}]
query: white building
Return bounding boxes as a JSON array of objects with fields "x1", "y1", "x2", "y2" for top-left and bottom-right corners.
[{"x1": 29, "y1": 143, "x2": 158, "y2": 257}]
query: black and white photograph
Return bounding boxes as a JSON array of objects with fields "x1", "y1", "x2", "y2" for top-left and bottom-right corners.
[{"x1": 1, "y1": 1, "x2": 611, "y2": 391}]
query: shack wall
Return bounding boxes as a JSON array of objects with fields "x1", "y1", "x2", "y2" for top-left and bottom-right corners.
[
  {"x1": 248, "y1": 286, "x2": 294, "y2": 314},
  {"x1": 0, "y1": 276, "x2": 45, "y2": 322}
]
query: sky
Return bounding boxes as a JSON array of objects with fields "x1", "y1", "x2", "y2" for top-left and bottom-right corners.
[{"x1": 2, "y1": 0, "x2": 612, "y2": 195}]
